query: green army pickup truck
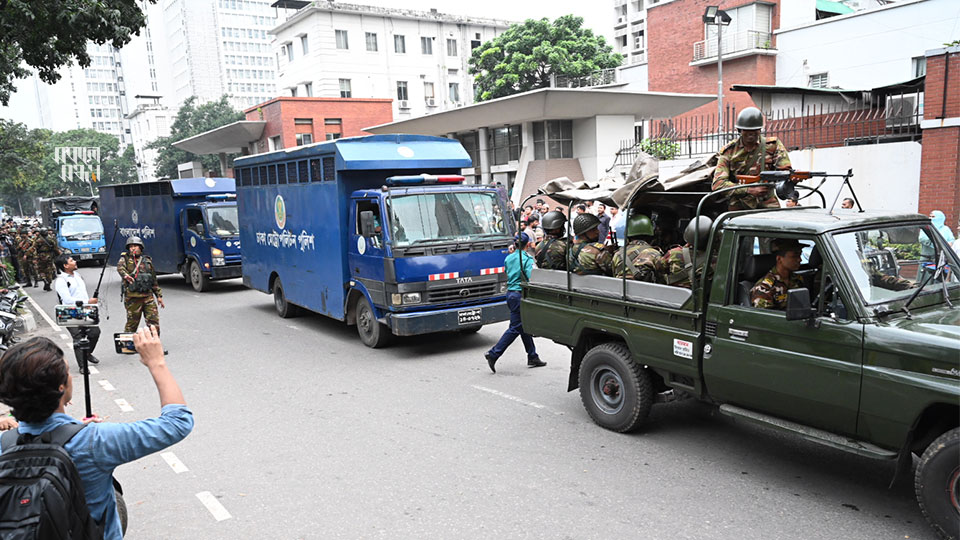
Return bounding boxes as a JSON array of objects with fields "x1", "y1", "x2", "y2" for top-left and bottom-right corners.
[{"x1": 520, "y1": 183, "x2": 959, "y2": 538}]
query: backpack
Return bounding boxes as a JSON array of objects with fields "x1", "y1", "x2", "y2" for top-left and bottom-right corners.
[{"x1": 0, "y1": 423, "x2": 103, "y2": 540}]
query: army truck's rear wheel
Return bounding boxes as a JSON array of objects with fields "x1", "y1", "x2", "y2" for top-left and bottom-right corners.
[
  {"x1": 915, "y1": 427, "x2": 960, "y2": 540},
  {"x1": 273, "y1": 279, "x2": 301, "y2": 318},
  {"x1": 189, "y1": 260, "x2": 210, "y2": 292},
  {"x1": 356, "y1": 296, "x2": 391, "y2": 348},
  {"x1": 578, "y1": 342, "x2": 652, "y2": 433}
]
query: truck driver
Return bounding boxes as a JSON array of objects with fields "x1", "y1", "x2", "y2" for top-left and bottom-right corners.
[{"x1": 750, "y1": 238, "x2": 804, "y2": 310}]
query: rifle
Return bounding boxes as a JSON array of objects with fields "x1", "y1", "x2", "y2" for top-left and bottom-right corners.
[
  {"x1": 92, "y1": 219, "x2": 119, "y2": 299},
  {"x1": 735, "y1": 170, "x2": 822, "y2": 185}
]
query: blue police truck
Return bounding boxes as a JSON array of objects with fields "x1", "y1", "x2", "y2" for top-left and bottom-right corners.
[
  {"x1": 234, "y1": 134, "x2": 513, "y2": 347},
  {"x1": 39, "y1": 197, "x2": 107, "y2": 264},
  {"x1": 98, "y1": 178, "x2": 242, "y2": 292}
]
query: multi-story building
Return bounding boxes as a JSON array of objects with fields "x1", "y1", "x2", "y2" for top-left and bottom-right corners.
[
  {"x1": 611, "y1": 0, "x2": 649, "y2": 91},
  {"x1": 269, "y1": 2, "x2": 512, "y2": 119},
  {"x1": 126, "y1": 95, "x2": 173, "y2": 182}
]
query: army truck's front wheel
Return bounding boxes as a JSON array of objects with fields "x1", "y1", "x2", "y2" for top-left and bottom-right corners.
[
  {"x1": 578, "y1": 342, "x2": 652, "y2": 433},
  {"x1": 915, "y1": 427, "x2": 959, "y2": 540}
]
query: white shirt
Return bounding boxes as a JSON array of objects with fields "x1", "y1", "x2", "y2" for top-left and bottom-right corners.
[{"x1": 54, "y1": 271, "x2": 90, "y2": 305}]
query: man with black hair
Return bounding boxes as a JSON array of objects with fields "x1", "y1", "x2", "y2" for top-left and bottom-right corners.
[
  {"x1": 53, "y1": 254, "x2": 100, "y2": 372},
  {"x1": 750, "y1": 239, "x2": 804, "y2": 310},
  {"x1": 0, "y1": 328, "x2": 193, "y2": 540}
]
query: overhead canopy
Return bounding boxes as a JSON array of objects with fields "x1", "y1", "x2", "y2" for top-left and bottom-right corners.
[
  {"x1": 816, "y1": 0, "x2": 855, "y2": 15},
  {"x1": 172, "y1": 121, "x2": 266, "y2": 155},
  {"x1": 364, "y1": 88, "x2": 716, "y2": 135}
]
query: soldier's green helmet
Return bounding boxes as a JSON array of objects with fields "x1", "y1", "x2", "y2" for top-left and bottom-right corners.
[
  {"x1": 125, "y1": 236, "x2": 144, "y2": 248},
  {"x1": 626, "y1": 213, "x2": 654, "y2": 238},
  {"x1": 735, "y1": 107, "x2": 764, "y2": 130},
  {"x1": 572, "y1": 213, "x2": 600, "y2": 236},
  {"x1": 541, "y1": 210, "x2": 566, "y2": 231},
  {"x1": 683, "y1": 216, "x2": 713, "y2": 247}
]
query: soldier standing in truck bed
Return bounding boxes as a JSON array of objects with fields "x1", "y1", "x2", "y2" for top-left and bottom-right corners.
[{"x1": 712, "y1": 107, "x2": 792, "y2": 211}]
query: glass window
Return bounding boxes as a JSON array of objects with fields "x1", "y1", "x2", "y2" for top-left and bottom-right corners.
[
  {"x1": 206, "y1": 207, "x2": 239, "y2": 237},
  {"x1": 304, "y1": 82, "x2": 313, "y2": 97},
  {"x1": 423, "y1": 82, "x2": 434, "y2": 99},
  {"x1": 533, "y1": 120, "x2": 573, "y2": 159},
  {"x1": 300, "y1": 34, "x2": 309, "y2": 55},
  {"x1": 335, "y1": 30, "x2": 348, "y2": 49},
  {"x1": 396, "y1": 81, "x2": 408, "y2": 101},
  {"x1": 487, "y1": 125, "x2": 521, "y2": 165},
  {"x1": 365, "y1": 32, "x2": 378, "y2": 52},
  {"x1": 446, "y1": 38, "x2": 457, "y2": 56},
  {"x1": 394, "y1": 34, "x2": 406, "y2": 53},
  {"x1": 808, "y1": 73, "x2": 828, "y2": 89},
  {"x1": 339, "y1": 78, "x2": 352, "y2": 98},
  {"x1": 421, "y1": 36, "x2": 433, "y2": 55},
  {"x1": 296, "y1": 133, "x2": 313, "y2": 146},
  {"x1": 454, "y1": 132, "x2": 479, "y2": 166},
  {"x1": 389, "y1": 191, "x2": 508, "y2": 247},
  {"x1": 448, "y1": 82, "x2": 459, "y2": 103},
  {"x1": 285, "y1": 42, "x2": 293, "y2": 62}
]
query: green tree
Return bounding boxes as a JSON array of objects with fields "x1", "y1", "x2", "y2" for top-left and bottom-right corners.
[
  {"x1": 0, "y1": 0, "x2": 154, "y2": 106},
  {"x1": 39, "y1": 128, "x2": 137, "y2": 196},
  {"x1": 0, "y1": 119, "x2": 46, "y2": 215},
  {"x1": 147, "y1": 96, "x2": 244, "y2": 179},
  {"x1": 468, "y1": 15, "x2": 622, "y2": 102}
]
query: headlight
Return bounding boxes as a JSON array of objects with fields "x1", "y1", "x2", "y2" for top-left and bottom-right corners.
[
  {"x1": 402, "y1": 292, "x2": 421, "y2": 304},
  {"x1": 499, "y1": 283, "x2": 507, "y2": 293},
  {"x1": 211, "y1": 248, "x2": 224, "y2": 257},
  {"x1": 391, "y1": 293, "x2": 402, "y2": 305},
  {"x1": 98, "y1": 246, "x2": 106, "y2": 252}
]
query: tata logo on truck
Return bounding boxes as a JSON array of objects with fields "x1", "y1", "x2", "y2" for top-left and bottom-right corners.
[{"x1": 274, "y1": 195, "x2": 286, "y2": 229}]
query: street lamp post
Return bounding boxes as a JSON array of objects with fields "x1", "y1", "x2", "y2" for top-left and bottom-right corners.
[{"x1": 703, "y1": 6, "x2": 732, "y2": 134}]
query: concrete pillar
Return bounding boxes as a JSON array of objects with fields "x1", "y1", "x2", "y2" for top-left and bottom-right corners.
[
  {"x1": 218, "y1": 152, "x2": 229, "y2": 178},
  {"x1": 918, "y1": 45, "x2": 960, "y2": 230},
  {"x1": 477, "y1": 127, "x2": 491, "y2": 185}
]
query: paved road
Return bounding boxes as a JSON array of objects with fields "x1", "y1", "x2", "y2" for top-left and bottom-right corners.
[{"x1": 21, "y1": 266, "x2": 936, "y2": 540}]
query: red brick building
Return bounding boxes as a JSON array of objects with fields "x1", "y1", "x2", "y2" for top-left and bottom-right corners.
[
  {"x1": 243, "y1": 97, "x2": 393, "y2": 153},
  {"x1": 918, "y1": 46, "x2": 960, "y2": 229}
]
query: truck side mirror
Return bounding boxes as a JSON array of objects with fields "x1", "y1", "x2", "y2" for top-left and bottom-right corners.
[
  {"x1": 360, "y1": 211, "x2": 375, "y2": 237},
  {"x1": 785, "y1": 288, "x2": 816, "y2": 321}
]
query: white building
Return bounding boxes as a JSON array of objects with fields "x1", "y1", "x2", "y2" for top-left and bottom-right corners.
[
  {"x1": 610, "y1": 0, "x2": 648, "y2": 91},
  {"x1": 126, "y1": 96, "x2": 173, "y2": 183},
  {"x1": 270, "y1": 2, "x2": 512, "y2": 119}
]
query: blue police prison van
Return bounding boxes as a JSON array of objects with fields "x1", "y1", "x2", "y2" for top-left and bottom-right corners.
[
  {"x1": 233, "y1": 134, "x2": 514, "y2": 348},
  {"x1": 98, "y1": 178, "x2": 242, "y2": 292},
  {"x1": 39, "y1": 197, "x2": 107, "y2": 265}
]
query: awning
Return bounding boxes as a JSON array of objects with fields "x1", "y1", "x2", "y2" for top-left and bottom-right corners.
[
  {"x1": 172, "y1": 121, "x2": 267, "y2": 155},
  {"x1": 816, "y1": 0, "x2": 854, "y2": 15}
]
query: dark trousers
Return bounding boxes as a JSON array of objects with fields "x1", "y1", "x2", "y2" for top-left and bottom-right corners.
[
  {"x1": 66, "y1": 326, "x2": 100, "y2": 364},
  {"x1": 487, "y1": 291, "x2": 537, "y2": 360}
]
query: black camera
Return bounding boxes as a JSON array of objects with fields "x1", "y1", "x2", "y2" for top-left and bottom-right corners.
[{"x1": 55, "y1": 302, "x2": 99, "y2": 327}]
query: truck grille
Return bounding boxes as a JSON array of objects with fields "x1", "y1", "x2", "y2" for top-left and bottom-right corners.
[{"x1": 427, "y1": 282, "x2": 498, "y2": 303}]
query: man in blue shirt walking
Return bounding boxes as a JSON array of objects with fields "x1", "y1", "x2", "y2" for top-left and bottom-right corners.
[{"x1": 485, "y1": 233, "x2": 546, "y2": 373}]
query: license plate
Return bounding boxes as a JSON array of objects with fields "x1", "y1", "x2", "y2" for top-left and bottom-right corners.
[
  {"x1": 79, "y1": 254, "x2": 93, "y2": 260},
  {"x1": 457, "y1": 308, "x2": 482, "y2": 325}
]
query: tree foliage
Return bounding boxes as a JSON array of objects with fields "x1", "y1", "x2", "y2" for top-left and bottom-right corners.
[
  {"x1": 468, "y1": 15, "x2": 622, "y2": 102},
  {"x1": 147, "y1": 96, "x2": 244, "y2": 179},
  {"x1": 0, "y1": 119, "x2": 45, "y2": 214},
  {"x1": 40, "y1": 128, "x2": 138, "y2": 194},
  {"x1": 0, "y1": 0, "x2": 154, "y2": 106}
]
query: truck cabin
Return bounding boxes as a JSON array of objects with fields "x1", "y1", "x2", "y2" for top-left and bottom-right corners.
[{"x1": 183, "y1": 196, "x2": 239, "y2": 239}]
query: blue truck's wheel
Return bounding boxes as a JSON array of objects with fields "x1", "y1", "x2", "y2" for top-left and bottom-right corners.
[
  {"x1": 272, "y1": 279, "x2": 301, "y2": 318},
  {"x1": 916, "y1": 427, "x2": 959, "y2": 540},
  {"x1": 189, "y1": 260, "x2": 210, "y2": 292},
  {"x1": 578, "y1": 342, "x2": 652, "y2": 433},
  {"x1": 356, "y1": 296, "x2": 391, "y2": 348}
]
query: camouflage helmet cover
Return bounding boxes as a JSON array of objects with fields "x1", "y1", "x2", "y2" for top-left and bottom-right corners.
[{"x1": 572, "y1": 213, "x2": 600, "y2": 236}]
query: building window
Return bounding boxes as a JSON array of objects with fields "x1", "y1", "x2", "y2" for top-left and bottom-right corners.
[
  {"x1": 808, "y1": 72, "x2": 829, "y2": 89},
  {"x1": 304, "y1": 82, "x2": 313, "y2": 97},
  {"x1": 296, "y1": 133, "x2": 313, "y2": 146},
  {"x1": 455, "y1": 131, "x2": 479, "y2": 166},
  {"x1": 325, "y1": 118, "x2": 342, "y2": 140},
  {"x1": 366, "y1": 32, "x2": 378, "y2": 52},
  {"x1": 489, "y1": 125, "x2": 521, "y2": 165},
  {"x1": 471, "y1": 40, "x2": 481, "y2": 51},
  {"x1": 326, "y1": 133, "x2": 342, "y2": 141},
  {"x1": 300, "y1": 34, "x2": 309, "y2": 55},
  {"x1": 339, "y1": 78, "x2": 352, "y2": 98},
  {"x1": 294, "y1": 118, "x2": 313, "y2": 125},
  {"x1": 448, "y1": 82, "x2": 460, "y2": 103},
  {"x1": 284, "y1": 42, "x2": 293, "y2": 62},
  {"x1": 394, "y1": 34, "x2": 406, "y2": 53},
  {"x1": 423, "y1": 82, "x2": 434, "y2": 100},
  {"x1": 912, "y1": 56, "x2": 926, "y2": 78},
  {"x1": 446, "y1": 38, "x2": 457, "y2": 56},
  {"x1": 335, "y1": 30, "x2": 349, "y2": 50},
  {"x1": 396, "y1": 81, "x2": 408, "y2": 101},
  {"x1": 269, "y1": 135, "x2": 282, "y2": 151},
  {"x1": 421, "y1": 36, "x2": 433, "y2": 55},
  {"x1": 289, "y1": 86, "x2": 297, "y2": 97},
  {"x1": 533, "y1": 120, "x2": 573, "y2": 160}
]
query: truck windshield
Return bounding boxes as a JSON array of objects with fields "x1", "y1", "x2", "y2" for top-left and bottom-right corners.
[
  {"x1": 389, "y1": 191, "x2": 507, "y2": 246},
  {"x1": 60, "y1": 216, "x2": 103, "y2": 240},
  {"x1": 833, "y1": 224, "x2": 959, "y2": 305},
  {"x1": 206, "y1": 206, "x2": 239, "y2": 237}
]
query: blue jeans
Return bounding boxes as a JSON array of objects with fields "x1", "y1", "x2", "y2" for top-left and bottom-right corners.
[{"x1": 487, "y1": 291, "x2": 538, "y2": 360}]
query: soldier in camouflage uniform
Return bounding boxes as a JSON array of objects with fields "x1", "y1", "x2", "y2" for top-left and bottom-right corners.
[
  {"x1": 750, "y1": 238, "x2": 804, "y2": 310},
  {"x1": 117, "y1": 236, "x2": 165, "y2": 334},
  {"x1": 534, "y1": 211, "x2": 569, "y2": 270},
  {"x1": 35, "y1": 228, "x2": 60, "y2": 290},
  {"x1": 712, "y1": 107, "x2": 792, "y2": 211},
  {"x1": 569, "y1": 213, "x2": 613, "y2": 276},
  {"x1": 612, "y1": 213, "x2": 664, "y2": 282},
  {"x1": 661, "y1": 216, "x2": 713, "y2": 289},
  {"x1": 17, "y1": 229, "x2": 38, "y2": 287}
]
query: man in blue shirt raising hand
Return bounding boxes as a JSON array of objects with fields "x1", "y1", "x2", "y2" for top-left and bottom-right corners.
[{"x1": 485, "y1": 233, "x2": 546, "y2": 373}]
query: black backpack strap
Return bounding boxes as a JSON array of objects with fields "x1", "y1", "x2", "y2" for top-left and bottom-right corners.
[{"x1": 41, "y1": 423, "x2": 86, "y2": 446}]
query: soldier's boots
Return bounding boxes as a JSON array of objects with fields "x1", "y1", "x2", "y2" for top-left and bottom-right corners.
[{"x1": 43, "y1": 281, "x2": 51, "y2": 291}]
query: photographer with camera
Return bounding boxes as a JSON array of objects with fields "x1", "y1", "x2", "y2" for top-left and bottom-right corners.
[
  {"x1": 54, "y1": 254, "x2": 101, "y2": 373},
  {"x1": 0, "y1": 327, "x2": 193, "y2": 540}
]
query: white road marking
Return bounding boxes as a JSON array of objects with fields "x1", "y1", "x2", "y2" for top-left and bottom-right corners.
[
  {"x1": 24, "y1": 292, "x2": 62, "y2": 331},
  {"x1": 196, "y1": 491, "x2": 232, "y2": 521},
  {"x1": 160, "y1": 452, "x2": 189, "y2": 474},
  {"x1": 471, "y1": 385, "x2": 564, "y2": 416},
  {"x1": 114, "y1": 398, "x2": 134, "y2": 412},
  {"x1": 286, "y1": 325, "x2": 298, "y2": 330},
  {"x1": 88, "y1": 366, "x2": 100, "y2": 375},
  {"x1": 98, "y1": 380, "x2": 116, "y2": 391},
  {"x1": 60, "y1": 333, "x2": 70, "y2": 341}
]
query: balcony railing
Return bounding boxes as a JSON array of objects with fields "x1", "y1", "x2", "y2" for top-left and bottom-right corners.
[
  {"x1": 693, "y1": 30, "x2": 773, "y2": 62},
  {"x1": 554, "y1": 68, "x2": 618, "y2": 89}
]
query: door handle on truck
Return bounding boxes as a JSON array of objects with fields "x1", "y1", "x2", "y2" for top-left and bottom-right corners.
[{"x1": 728, "y1": 328, "x2": 749, "y2": 341}]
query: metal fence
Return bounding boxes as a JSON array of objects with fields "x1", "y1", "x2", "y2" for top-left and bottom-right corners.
[
  {"x1": 554, "y1": 68, "x2": 618, "y2": 89},
  {"x1": 614, "y1": 92, "x2": 924, "y2": 166}
]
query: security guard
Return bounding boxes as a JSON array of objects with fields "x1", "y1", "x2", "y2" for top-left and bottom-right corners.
[
  {"x1": 117, "y1": 236, "x2": 164, "y2": 334},
  {"x1": 611, "y1": 213, "x2": 664, "y2": 282},
  {"x1": 534, "y1": 210, "x2": 569, "y2": 270},
  {"x1": 712, "y1": 107, "x2": 792, "y2": 211},
  {"x1": 569, "y1": 213, "x2": 613, "y2": 276}
]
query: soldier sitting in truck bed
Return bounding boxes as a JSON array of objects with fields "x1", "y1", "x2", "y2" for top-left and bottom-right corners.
[
  {"x1": 750, "y1": 238, "x2": 805, "y2": 310},
  {"x1": 611, "y1": 213, "x2": 663, "y2": 282},
  {"x1": 570, "y1": 213, "x2": 613, "y2": 276}
]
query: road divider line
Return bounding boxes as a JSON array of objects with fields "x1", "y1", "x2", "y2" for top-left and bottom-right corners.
[
  {"x1": 98, "y1": 380, "x2": 116, "y2": 392},
  {"x1": 88, "y1": 366, "x2": 99, "y2": 375},
  {"x1": 160, "y1": 452, "x2": 189, "y2": 474},
  {"x1": 196, "y1": 491, "x2": 232, "y2": 521},
  {"x1": 471, "y1": 385, "x2": 564, "y2": 416},
  {"x1": 114, "y1": 398, "x2": 134, "y2": 412}
]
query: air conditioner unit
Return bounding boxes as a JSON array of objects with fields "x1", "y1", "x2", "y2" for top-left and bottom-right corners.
[
  {"x1": 425, "y1": 98, "x2": 436, "y2": 106},
  {"x1": 885, "y1": 95, "x2": 918, "y2": 128},
  {"x1": 398, "y1": 100, "x2": 409, "y2": 109}
]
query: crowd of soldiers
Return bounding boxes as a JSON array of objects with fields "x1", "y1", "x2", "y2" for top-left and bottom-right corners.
[{"x1": 0, "y1": 221, "x2": 61, "y2": 291}]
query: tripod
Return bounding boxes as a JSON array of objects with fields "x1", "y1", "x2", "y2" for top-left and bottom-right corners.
[{"x1": 74, "y1": 326, "x2": 96, "y2": 419}]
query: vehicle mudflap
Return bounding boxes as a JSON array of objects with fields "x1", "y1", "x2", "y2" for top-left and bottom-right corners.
[{"x1": 568, "y1": 341, "x2": 588, "y2": 392}]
